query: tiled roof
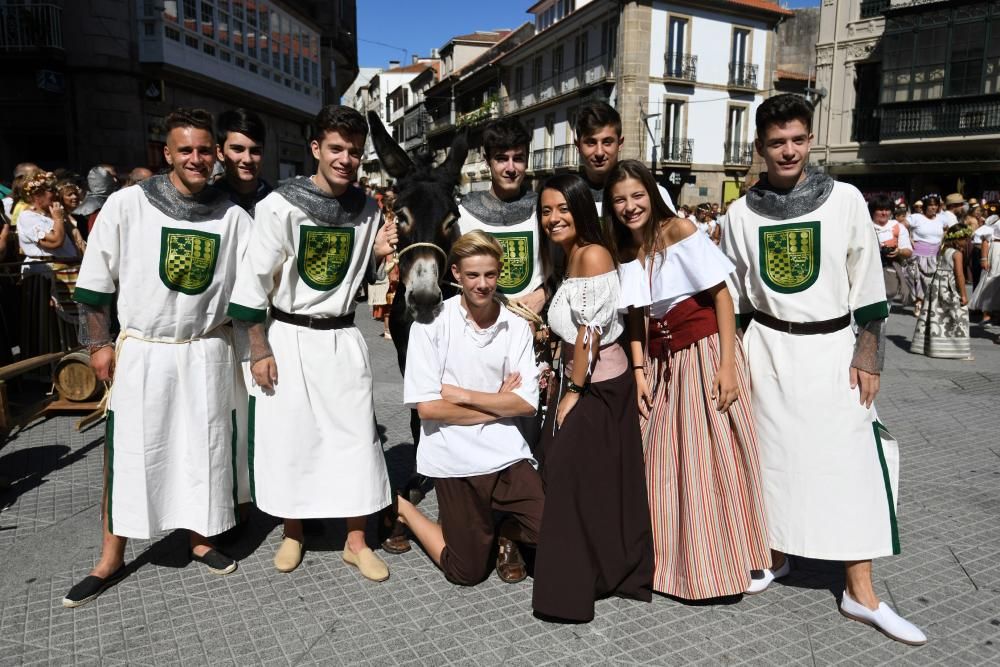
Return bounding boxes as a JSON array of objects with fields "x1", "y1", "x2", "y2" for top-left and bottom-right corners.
[
  {"x1": 385, "y1": 63, "x2": 434, "y2": 74},
  {"x1": 451, "y1": 30, "x2": 512, "y2": 44},
  {"x1": 727, "y1": 0, "x2": 795, "y2": 17}
]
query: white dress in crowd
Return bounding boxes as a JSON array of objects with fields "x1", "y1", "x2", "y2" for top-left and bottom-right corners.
[
  {"x1": 403, "y1": 295, "x2": 539, "y2": 479},
  {"x1": 227, "y1": 189, "x2": 391, "y2": 519},
  {"x1": 970, "y1": 223, "x2": 1000, "y2": 312},
  {"x1": 74, "y1": 184, "x2": 252, "y2": 539},
  {"x1": 722, "y1": 182, "x2": 901, "y2": 560},
  {"x1": 16, "y1": 209, "x2": 78, "y2": 274}
]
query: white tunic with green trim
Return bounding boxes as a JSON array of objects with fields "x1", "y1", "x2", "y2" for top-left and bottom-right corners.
[
  {"x1": 457, "y1": 202, "x2": 542, "y2": 300},
  {"x1": 227, "y1": 190, "x2": 391, "y2": 519},
  {"x1": 74, "y1": 185, "x2": 251, "y2": 540},
  {"x1": 721, "y1": 182, "x2": 899, "y2": 560}
]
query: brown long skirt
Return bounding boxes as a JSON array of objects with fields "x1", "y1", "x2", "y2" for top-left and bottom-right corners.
[{"x1": 532, "y1": 366, "x2": 654, "y2": 622}]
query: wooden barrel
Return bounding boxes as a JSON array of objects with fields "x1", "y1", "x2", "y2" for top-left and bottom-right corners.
[{"x1": 53, "y1": 351, "x2": 103, "y2": 402}]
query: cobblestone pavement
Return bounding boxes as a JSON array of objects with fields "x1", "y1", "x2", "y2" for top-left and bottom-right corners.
[{"x1": 1, "y1": 304, "x2": 999, "y2": 666}]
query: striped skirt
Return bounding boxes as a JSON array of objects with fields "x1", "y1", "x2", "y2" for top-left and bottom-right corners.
[{"x1": 642, "y1": 332, "x2": 770, "y2": 599}]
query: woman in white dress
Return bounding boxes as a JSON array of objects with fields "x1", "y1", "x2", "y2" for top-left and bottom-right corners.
[{"x1": 905, "y1": 195, "x2": 949, "y2": 315}]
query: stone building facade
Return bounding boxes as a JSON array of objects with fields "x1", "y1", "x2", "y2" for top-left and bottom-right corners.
[{"x1": 0, "y1": 0, "x2": 358, "y2": 183}]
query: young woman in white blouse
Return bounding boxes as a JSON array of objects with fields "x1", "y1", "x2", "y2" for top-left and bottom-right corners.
[
  {"x1": 905, "y1": 195, "x2": 949, "y2": 316},
  {"x1": 608, "y1": 160, "x2": 769, "y2": 600},
  {"x1": 531, "y1": 173, "x2": 653, "y2": 623}
]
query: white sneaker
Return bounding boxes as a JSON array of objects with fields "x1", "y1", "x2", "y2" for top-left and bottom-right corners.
[
  {"x1": 840, "y1": 590, "x2": 927, "y2": 646},
  {"x1": 745, "y1": 558, "x2": 791, "y2": 594}
]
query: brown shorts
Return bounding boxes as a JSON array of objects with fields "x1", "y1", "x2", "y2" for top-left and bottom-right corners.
[{"x1": 436, "y1": 460, "x2": 544, "y2": 586}]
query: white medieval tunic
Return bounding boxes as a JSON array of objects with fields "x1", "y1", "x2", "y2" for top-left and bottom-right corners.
[
  {"x1": 722, "y1": 181, "x2": 900, "y2": 560},
  {"x1": 228, "y1": 185, "x2": 391, "y2": 519},
  {"x1": 457, "y1": 190, "x2": 543, "y2": 300},
  {"x1": 74, "y1": 181, "x2": 251, "y2": 540}
]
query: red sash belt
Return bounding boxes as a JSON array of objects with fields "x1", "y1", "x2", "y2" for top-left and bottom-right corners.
[{"x1": 647, "y1": 291, "x2": 718, "y2": 359}]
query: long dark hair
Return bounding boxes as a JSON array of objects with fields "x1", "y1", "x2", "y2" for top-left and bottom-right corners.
[
  {"x1": 602, "y1": 160, "x2": 676, "y2": 261},
  {"x1": 537, "y1": 173, "x2": 618, "y2": 279}
]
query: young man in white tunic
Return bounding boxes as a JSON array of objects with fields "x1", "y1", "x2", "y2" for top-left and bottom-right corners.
[
  {"x1": 573, "y1": 102, "x2": 676, "y2": 215},
  {"x1": 457, "y1": 117, "x2": 545, "y2": 315},
  {"x1": 63, "y1": 108, "x2": 253, "y2": 608},
  {"x1": 721, "y1": 94, "x2": 925, "y2": 645},
  {"x1": 227, "y1": 106, "x2": 397, "y2": 579},
  {"x1": 393, "y1": 230, "x2": 544, "y2": 585}
]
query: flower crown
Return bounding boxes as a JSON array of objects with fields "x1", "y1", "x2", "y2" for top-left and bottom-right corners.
[
  {"x1": 22, "y1": 171, "x2": 56, "y2": 198},
  {"x1": 944, "y1": 225, "x2": 973, "y2": 241}
]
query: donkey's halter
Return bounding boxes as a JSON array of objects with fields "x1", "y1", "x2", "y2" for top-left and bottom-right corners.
[{"x1": 395, "y1": 241, "x2": 448, "y2": 263}]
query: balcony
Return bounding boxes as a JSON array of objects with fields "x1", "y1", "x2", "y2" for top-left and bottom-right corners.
[
  {"x1": 879, "y1": 97, "x2": 1000, "y2": 140},
  {"x1": 503, "y1": 53, "x2": 613, "y2": 115},
  {"x1": 0, "y1": 3, "x2": 63, "y2": 51},
  {"x1": 552, "y1": 144, "x2": 578, "y2": 168},
  {"x1": 859, "y1": 0, "x2": 891, "y2": 19},
  {"x1": 724, "y1": 141, "x2": 754, "y2": 167},
  {"x1": 456, "y1": 98, "x2": 499, "y2": 128},
  {"x1": 851, "y1": 110, "x2": 881, "y2": 143},
  {"x1": 728, "y1": 62, "x2": 758, "y2": 92},
  {"x1": 664, "y1": 52, "x2": 697, "y2": 83},
  {"x1": 531, "y1": 148, "x2": 553, "y2": 172},
  {"x1": 660, "y1": 138, "x2": 694, "y2": 164}
]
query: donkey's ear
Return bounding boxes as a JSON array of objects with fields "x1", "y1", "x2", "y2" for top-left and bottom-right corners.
[
  {"x1": 437, "y1": 127, "x2": 469, "y2": 186},
  {"x1": 367, "y1": 111, "x2": 413, "y2": 178}
]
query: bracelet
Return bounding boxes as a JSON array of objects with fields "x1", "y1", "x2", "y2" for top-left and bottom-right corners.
[
  {"x1": 632, "y1": 365, "x2": 645, "y2": 370},
  {"x1": 565, "y1": 380, "x2": 587, "y2": 394},
  {"x1": 87, "y1": 342, "x2": 114, "y2": 354}
]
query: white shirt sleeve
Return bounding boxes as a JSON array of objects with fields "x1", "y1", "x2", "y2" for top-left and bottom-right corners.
[
  {"x1": 508, "y1": 319, "x2": 539, "y2": 413},
  {"x1": 74, "y1": 195, "x2": 123, "y2": 303},
  {"x1": 227, "y1": 195, "x2": 291, "y2": 322},
  {"x1": 896, "y1": 223, "x2": 912, "y2": 251},
  {"x1": 403, "y1": 323, "x2": 443, "y2": 408},
  {"x1": 17, "y1": 210, "x2": 51, "y2": 243}
]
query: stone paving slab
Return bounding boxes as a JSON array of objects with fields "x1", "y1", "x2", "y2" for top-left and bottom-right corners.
[{"x1": 1, "y1": 305, "x2": 999, "y2": 665}]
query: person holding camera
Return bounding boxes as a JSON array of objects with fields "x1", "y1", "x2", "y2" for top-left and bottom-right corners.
[{"x1": 870, "y1": 196, "x2": 912, "y2": 302}]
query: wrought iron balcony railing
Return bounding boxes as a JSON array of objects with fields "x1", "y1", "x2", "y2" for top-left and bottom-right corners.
[
  {"x1": 660, "y1": 138, "x2": 694, "y2": 163},
  {"x1": 502, "y1": 53, "x2": 614, "y2": 115},
  {"x1": 552, "y1": 144, "x2": 578, "y2": 168},
  {"x1": 724, "y1": 141, "x2": 755, "y2": 166},
  {"x1": 879, "y1": 98, "x2": 1000, "y2": 140},
  {"x1": 664, "y1": 52, "x2": 697, "y2": 83},
  {"x1": 0, "y1": 3, "x2": 63, "y2": 51},
  {"x1": 728, "y1": 62, "x2": 758, "y2": 91},
  {"x1": 531, "y1": 148, "x2": 553, "y2": 172}
]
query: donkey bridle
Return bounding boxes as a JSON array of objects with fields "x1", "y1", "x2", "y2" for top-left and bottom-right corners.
[{"x1": 395, "y1": 241, "x2": 448, "y2": 263}]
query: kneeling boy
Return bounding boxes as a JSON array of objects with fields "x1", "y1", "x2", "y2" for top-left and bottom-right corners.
[{"x1": 395, "y1": 230, "x2": 543, "y2": 584}]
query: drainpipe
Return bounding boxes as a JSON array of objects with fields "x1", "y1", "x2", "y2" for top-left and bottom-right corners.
[{"x1": 823, "y1": 0, "x2": 841, "y2": 169}]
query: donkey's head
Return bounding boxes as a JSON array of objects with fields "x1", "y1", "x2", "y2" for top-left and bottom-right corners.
[{"x1": 368, "y1": 111, "x2": 468, "y2": 323}]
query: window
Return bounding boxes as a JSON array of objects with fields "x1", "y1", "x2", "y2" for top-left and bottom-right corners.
[
  {"x1": 666, "y1": 17, "x2": 689, "y2": 78},
  {"x1": 514, "y1": 66, "x2": 524, "y2": 93},
  {"x1": 730, "y1": 28, "x2": 749, "y2": 68},
  {"x1": 533, "y1": 56, "x2": 543, "y2": 85},
  {"x1": 949, "y1": 21, "x2": 986, "y2": 96},
  {"x1": 574, "y1": 32, "x2": 588, "y2": 66},
  {"x1": 200, "y1": 1, "x2": 214, "y2": 40},
  {"x1": 725, "y1": 106, "x2": 747, "y2": 163},
  {"x1": 552, "y1": 45, "x2": 563, "y2": 78},
  {"x1": 663, "y1": 99, "x2": 685, "y2": 146}
]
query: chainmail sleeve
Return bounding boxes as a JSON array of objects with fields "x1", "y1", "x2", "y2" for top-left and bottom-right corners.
[
  {"x1": 851, "y1": 318, "x2": 886, "y2": 374},
  {"x1": 78, "y1": 303, "x2": 114, "y2": 351},
  {"x1": 232, "y1": 321, "x2": 274, "y2": 365}
]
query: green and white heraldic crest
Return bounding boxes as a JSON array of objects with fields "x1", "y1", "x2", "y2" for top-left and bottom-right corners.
[
  {"x1": 491, "y1": 231, "x2": 533, "y2": 295},
  {"x1": 297, "y1": 226, "x2": 355, "y2": 291},
  {"x1": 159, "y1": 227, "x2": 221, "y2": 295},
  {"x1": 759, "y1": 221, "x2": 820, "y2": 294}
]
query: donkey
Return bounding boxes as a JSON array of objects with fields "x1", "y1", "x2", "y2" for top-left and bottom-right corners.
[{"x1": 367, "y1": 110, "x2": 467, "y2": 458}]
